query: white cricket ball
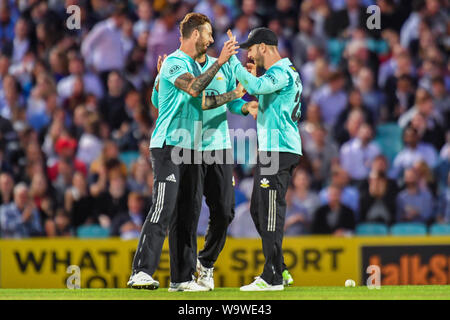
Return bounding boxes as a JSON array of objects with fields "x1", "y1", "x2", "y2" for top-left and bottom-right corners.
[{"x1": 345, "y1": 279, "x2": 356, "y2": 287}]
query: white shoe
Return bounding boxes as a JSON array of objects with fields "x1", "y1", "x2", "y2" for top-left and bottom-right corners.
[
  {"x1": 240, "y1": 277, "x2": 284, "y2": 291},
  {"x1": 196, "y1": 259, "x2": 214, "y2": 291},
  {"x1": 127, "y1": 271, "x2": 159, "y2": 290},
  {"x1": 168, "y1": 280, "x2": 210, "y2": 292}
]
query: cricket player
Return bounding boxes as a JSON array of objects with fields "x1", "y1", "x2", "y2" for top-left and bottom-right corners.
[
  {"x1": 151, "y1": 42, "x2": 259, "y2": 291},
  {"x1": 227, "y1": 28, "x2": 303, "y2": 291},
  {"x1": 127, "y1": 13, "x2": 239, "y2": 292}
]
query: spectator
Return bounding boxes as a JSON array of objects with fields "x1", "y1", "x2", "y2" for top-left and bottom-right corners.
[
  {"x1": 359, "y1": 170, "x2": 397, "y2": 226},
  {"x1": 412, "y1": 160, "x2": 437, "y2": 195},
  {"x1": 436, "y1": 172, "x2": 450, "y2": 223},
  {"x1": 355, "y1": 67, "x2": 384, "y2": 122},
  {"x1": 273, "y1": 0, "x2": 298, "y2": 37},
  {"x1": 267, "y1": 18, "x2": 290, "y2": 58},
  {"x1": 430, "y1": 76, "x2": 449, "y2": 125},
  {"x1": 340, "y1": 123, "x2": 381, "y2": 182},
  {"x1": 390, "y1": 126, "x2": 438, "y2": 179},
  {"x1": 110, "y1": 192, "x2": 145, "y2": 239},
  {"x1": 311, "y1": 185, "x2": 356, "y2": 235},
  {"x1": 302, "y1": 123, "x2": 339, "y2": 190},
  {"x1": 93, "y1": 170, "x2": 129, "y2": 229},
  {"x1": 47, "y1": 135, "x2": 87, "y2": 182},
  {"x1": 241, "y1": 0, "x2": 263, "y2": 30},
  {"x1": 76, "y1": 111, "x2": 103, "y2": 167},
  {"x1": 334, "y1": 89, "x2": 374, "y2": 145},
  {"x1": 218, "y1": 14, "x2": 250, "y2": 63},
  {"x1": 127, "y1": 158, "x2": 152, "y2": 194},
  {"x1": 0, "y1": 171, "x2": 14, "y2": 205},
  {"x1": 145, "y1": 4, "x2": 179, "y2": 78},
  {"x1": 336, "y1": 109, "x2": 365, "y2": 148},
  {"x1": 11, "y1": 17, "x2": 30, "y2": 64},
  {"x1": 64, "y1": 171, "x2": 95, "y2": 229},
  {"x1": 120, "y1": 16, "x2": 135, "y2": 59},
  {"x1": 0, "y1": 182, "x2": 42, "y2": 238},
  {"x1": 311, "y1": 71, "x2": 347, "y2": 128},
  {"x1": 436, "y1": 132, "x2": 450, "y2": 192},
  {"x1": 396, "y1": 167, "x2": 434, "y2": 224},
  {"x1": 26, "y1": 72, "x2": 56, "y2": 132},
  {"x1": 298, "y1": 46, "x2": 326, "y2": 101},
  {"x1": 0, "y1": 1, "x2": 16, "y2": 51},
  {"x1": 0, "y1": 74, "x2": 24, "y2": 122},
  {"x1": 385, "y1": 73, "x2": 416, "y2": 121},
  {"x1": 133, "y1": 0, "x2": 154, "y2": 39},
  {"x1": 99, "y1": 70, "x2": 128, "y2": 132},
  {"x1": 81, "y1": 3, "x2": 128, "y2": 86},
  {"x1": 285, "y1": 169, "x2": 320, "y2": 235},
  {"x1": 324, "y1": 0, "x2": 367, "y2": 38},
  {"x1": 57, "y1": 52, "x2": 104, "y2": 100},
  {"x1": 398, "y1": 88, "x2": 446, "y2": 150},
  {"x1": 211, "y1": 3, "x2": 231, "y2": 37},
  {"x1": 319, "y1": 164, "x2": 360, "y2": 217},
  {"x1": 89, "y1": 140, "x2": 127, "y2": 197}
]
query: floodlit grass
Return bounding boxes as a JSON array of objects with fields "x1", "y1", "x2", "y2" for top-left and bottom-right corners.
[{"x1": 1, "y1": 285, "x2": 450, "y2": 300}]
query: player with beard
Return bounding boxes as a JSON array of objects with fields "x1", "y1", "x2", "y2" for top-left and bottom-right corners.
[
  {"x1": 225, "y1": 28, "x2": 303, "y2": 291},
  {"x1": 151, "y1": 37, "x2": 259, "y2": 290},
  {"x1": 127, "y1": 13, "x2": 239, "y2": 292}
]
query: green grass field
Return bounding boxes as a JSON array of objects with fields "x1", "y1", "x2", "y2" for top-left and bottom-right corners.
[{"x1": 1, "y1": 286, "x2": 449, "y2": 300}]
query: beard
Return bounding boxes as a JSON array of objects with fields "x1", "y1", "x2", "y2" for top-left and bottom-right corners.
[
  {"x1": 195, "y1": 39, "x2": 208, "y2": 57},
  {"x1": 253, "y1": 54, "x2": 264, "y2": 68}
]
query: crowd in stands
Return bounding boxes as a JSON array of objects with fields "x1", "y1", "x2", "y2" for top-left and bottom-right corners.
[{"x1": 0, "y1": 0, "x2": 448, "y2": 239}]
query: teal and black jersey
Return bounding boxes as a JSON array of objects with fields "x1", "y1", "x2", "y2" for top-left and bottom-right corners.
[
  {"x1": 152, "y1": 54, "x2": 247, "y2": 151},
  {"x1": 229, "y1": 55, "x2": 302, "y2": 155},
  {"x1": 150, "y1": 49, "x2": 203, "y2": 150},
  {"x1": 197, "y1": 55, "x2": 246, "y2": 151}
]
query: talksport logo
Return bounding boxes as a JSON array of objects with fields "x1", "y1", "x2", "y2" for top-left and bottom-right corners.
[{"x1": 361, "y1": 245, "x2": 450, "y2": 285}]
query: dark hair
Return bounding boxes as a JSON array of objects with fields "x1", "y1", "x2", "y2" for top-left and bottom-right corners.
[
  {"x1": 112, "y1": 2, "x2": 128, "y2": 17},
  {"x1": 179, "y1": 13, "x2": 211, "y2": 39}
]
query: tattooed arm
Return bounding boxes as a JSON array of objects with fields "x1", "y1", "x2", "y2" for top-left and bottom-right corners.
[
  {"x1": 174, "y1": 61, "x2": 222, "y2": 97},
  {"x1": 173, "y1": 38, "x2": 239, "y2": 97},
  {"x1": 202, "y1": 83, "x2": 246, "y2": 110}
]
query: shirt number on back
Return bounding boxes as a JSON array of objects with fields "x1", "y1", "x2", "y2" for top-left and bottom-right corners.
[{"x1": 291, "y1": 91, "x2": 301, "y2": 122}]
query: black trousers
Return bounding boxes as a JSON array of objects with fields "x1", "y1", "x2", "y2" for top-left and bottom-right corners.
[
  {"x1": 170, "y1": 149, "x2": 235, "y2": 282},
  {"x1": 250, "y1": 151, "x2": 300, "y2": 285},
  {"x1": 131, "y1": 145, "x2": 203, "y2": 283},
  {"x1": 198, "y1": 149, "x2": 235, "y2": 268}
]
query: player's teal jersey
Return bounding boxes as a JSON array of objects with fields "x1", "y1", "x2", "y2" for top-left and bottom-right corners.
[
  {"x1": 229, "y1": 55, "x2": 302, "y2": 155},
  {"x1": 151, "y1": 55, "x2": 246, "y2": 151},
  {"x1": 197, "y1": 55, "x2": 246, "y2": 151},
  {"x1": 150, "y1": 49, "x2": 203, "y2": 150}
]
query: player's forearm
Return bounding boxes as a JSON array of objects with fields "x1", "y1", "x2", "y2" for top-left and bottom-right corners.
[
  {"x1": 228, "y1": 99, "x2": 247, "y2": 115},
  {"x1": 240, "y1": 102, "x2": 251, "y2": 115},
  {"x1": 175, "y1": 61, "x2": 222, "y2": 97},
  {"x1": 202, "y1": 89, "x2": 241, "y2": 110},
  {"x1": 229, "y1": 55, "x2": 282, "y2": 95}
]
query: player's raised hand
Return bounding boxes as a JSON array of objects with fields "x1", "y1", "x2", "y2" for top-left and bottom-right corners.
[
  {"x1": 243, "y1": 101, "x2": 258, "y2": 120},
  {"x1": 218, "y1": 38, "x2": 239, "y2": 66},
  {"x1": 246, "y1": 62, "x2": 257, "y2": 76},
  {"x1": 226, "y1": 29, "x2": 236, "y2": 42},
  {"x1": 157, "y1": 54, "x2": 167, "y2": 73},
  {"x1": 234, "y1": 82, "x2": 247, "y2": 98}
]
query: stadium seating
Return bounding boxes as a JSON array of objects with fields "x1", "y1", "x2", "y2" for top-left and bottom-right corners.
[
  {"x1": 76, "y1": 225, "x2": 110, "y2": 238},
  {"x1": 429, "y1": 223, "x2": 450, "y2": 236},
  {"x1": 355, "y1": 223, "x2": 389, "y2": 236},
  {"x1": 374, "y1": 123, "x2": 403, "y2": 165},
  {"x1": 390, "y1": 222, "x2": 427, "y2": 236}
]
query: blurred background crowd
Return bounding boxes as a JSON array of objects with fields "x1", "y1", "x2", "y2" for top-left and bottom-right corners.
[{"x1": 0, "y1": 0, "x2": 448, "y2": 239}]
